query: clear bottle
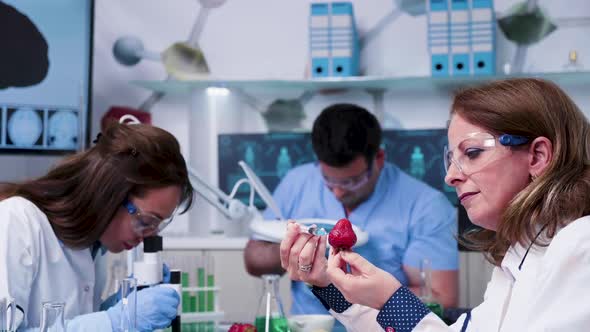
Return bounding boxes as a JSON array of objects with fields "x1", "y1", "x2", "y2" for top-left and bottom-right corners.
[
  {"x1": 39, "y1": 301, "x2": 65, "y2": 332},
  {"x1": 0, "y1": 297, "x2": 16, "y2": 331},
  {"x1": 254, "y1": 275, "x2": 290, "y2": 332},
  {"x1": 119, "y1": 277, "x2": 137, "y2": 332},
  {"x1": 419, "y1": 259, "x2": 444, "y2": 319}
]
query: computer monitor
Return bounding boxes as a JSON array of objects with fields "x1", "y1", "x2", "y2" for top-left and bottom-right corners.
[{"x1": 0, "y1": 0, "x2": 94, "y2": 153}]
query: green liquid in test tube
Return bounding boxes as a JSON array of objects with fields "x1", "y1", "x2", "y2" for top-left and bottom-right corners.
[
  {"x1": 190, "y1": 293, "x2": 197, "y2": 312},
  {"x1": 206, "y1": 254, "x2": 215, "y2": 332},
  {"x1": 181, "y1": 272, "x2": 190, "y2": 313},
  {"x1": 197, "y1": 253, "x2": 206, "y2": 331},
  {"x1": 197, "y1": 267, "x2": 206, "y2": 310},
  {"x1": 193, "y1": 297, "x2": 200, "y2": 331}
]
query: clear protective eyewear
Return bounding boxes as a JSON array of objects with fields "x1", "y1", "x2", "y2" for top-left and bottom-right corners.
[
  {"x1": 123, "y1": 199, "x2": 176, "y2": 236},
  {"x1": 321, "y1": 160, "x2": 373, "y2": 191},
  {"x1": 444, "y1": 132, "x2": 530, "y2": 175}
]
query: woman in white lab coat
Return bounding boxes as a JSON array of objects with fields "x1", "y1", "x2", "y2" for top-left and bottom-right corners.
[
  {"x1": 0, "y1": 122, "x2": 194, "y2": 331},
  {"x1": 280, "y1": 78, "x2": 590, "y2": 331}
]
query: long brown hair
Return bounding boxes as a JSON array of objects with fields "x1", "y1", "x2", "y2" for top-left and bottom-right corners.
[
  {"x1": 452, "y1": 78, "x2": 590, "y2": 265},
  {"x1": 0, "y1": 122, "x2": 194, "y2": 249}
]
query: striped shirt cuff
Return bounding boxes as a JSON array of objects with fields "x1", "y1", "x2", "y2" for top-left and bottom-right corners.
[
  {"x1": 376, "y1": 286, "x2": 430, "y2": 332},
  {"x1": 311, "y1": 284, "x2": 353, "y2": 313}
]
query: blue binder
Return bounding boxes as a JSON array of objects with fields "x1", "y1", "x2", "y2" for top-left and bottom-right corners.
[
  {"x1": 471, "y1": 0, "x2": 495, "y2": 75},
  {"x1": 428, "y1": 0, "x2": 450, "y2": 77},
  {"x1": 310, "y1": 3, "x2": 331, "y2": 77},
  {"x1": 450, "y1": 0, "x2": 471, "y2": 76},
  {"x1": 309, "y1": 2, "x2": 359, "y2": 78},
  {"x1": 330, "y1": 2, "x2": 359, "y2": 77}
]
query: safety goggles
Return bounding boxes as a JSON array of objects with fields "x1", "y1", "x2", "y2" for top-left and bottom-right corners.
[
  {"x1": 123, "y1": 199, "x2": 176, "y2": 236},
  {"x1": 321, "y1": 160, "x2": 373, "y2": 191},
  {"x1": 444, "y1": 132, "x2": 530, "y2": 175}
]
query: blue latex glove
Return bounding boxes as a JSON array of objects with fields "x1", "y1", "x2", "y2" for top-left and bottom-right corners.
[
  {"x1": 103, "y1": 263, "x2": 171, "y2": 312},
  {"x1": 106, "y1": 286, "x2": 179, "y2": 332}
]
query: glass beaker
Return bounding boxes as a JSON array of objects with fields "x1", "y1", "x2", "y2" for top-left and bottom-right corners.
[
  {"x1": 0, "y1": 297, "x2": 16, "y2": 332},
  {"x1": 254, "y1": 274, "x2": 289, "y2": 332},
  {"x1": 120, "y1": 277, "x2": 137, "y2": 332},
  {"x1": 419, "y1": 259, "x2": 444, "y2": 319},
  {"x1": 39, "y1": 301, "x2": 65, "y2": 332}
]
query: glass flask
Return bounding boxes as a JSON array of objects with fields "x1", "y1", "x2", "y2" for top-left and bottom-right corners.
[
  {"x1": 254, "y1": 274, "x2": 290, "y2": 332},
  {"x1": 120, "y1": 277, "x2": 137, "y2": 332},
  {"x1": 39, "y1": 301, "x2": 65, "y2": 332},
  {"x1": 419, "y1": 259, "x2": 444, "y2": 319},
  {"x1": 0, "y1": 297, "x2": 16, "y2": 332}
]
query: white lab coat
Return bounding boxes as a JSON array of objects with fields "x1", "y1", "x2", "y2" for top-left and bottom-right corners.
[
  {"x1": 0, "y1": 197, "x2": 112, "y2": 331},
  {"x1": 332, "y1": 215, "x2": 590, "y2": 331}
]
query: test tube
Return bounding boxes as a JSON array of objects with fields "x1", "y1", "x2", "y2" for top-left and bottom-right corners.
[
  {"x1": 120, "y1": 277, "x2": 137, "y2": 332},
  {"x1": 420, "y1": 258, "x2": 432, "y2": 301},
  {"x1": 181, "y1": 253, "x2": 191, "y2": 332},
  {"x1": 197, "y1": 252, "x2": 206, "y2": 331},
  {"x1": 206, "y1": 253, "x2": 215, "y2": 332}
]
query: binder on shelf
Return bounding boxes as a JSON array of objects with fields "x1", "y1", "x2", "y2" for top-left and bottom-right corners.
[
  {"x1": 428, "y1": 0, "x2": 451, "y2": 77},
  {"x1": 330, "y1": 2, "x2": 359, "y2": 77},
  {"x1": 309, "y1": 2, "x2": 359, "y2": 78},
  {"x1": 471, "y1": 0, "x2": 495, "y2": 76},
  {"x1": 450, "y1": 0, "x2": 471, "y2": 76},
  {"x1": 310, "y1": 3, "x2": 330, "y2": 77}
]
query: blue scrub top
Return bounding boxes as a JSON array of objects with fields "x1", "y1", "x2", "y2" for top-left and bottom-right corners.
[{"x1": 263, "y1": 162, "x2": 458, "y2": 315}]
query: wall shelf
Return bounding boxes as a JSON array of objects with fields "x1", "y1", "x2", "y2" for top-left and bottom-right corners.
[
  {"x1": 163, "y1": 236, "x2": 249, "y2": 251},
  {"x1": 181, "y1": 311, "x2": 225, "y2": 323},
  {"x1": 133, "y1": 71, "x2": 590, "y2": 95}
]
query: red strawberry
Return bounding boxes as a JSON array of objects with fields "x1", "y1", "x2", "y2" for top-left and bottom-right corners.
[
  {"x1": 328, "y1": 218, "x2": 357, "y2": 250},
  {"x1": 228, "y1": 323, "x2": 256, "y2": 332}
]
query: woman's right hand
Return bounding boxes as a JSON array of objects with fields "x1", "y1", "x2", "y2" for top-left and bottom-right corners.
[
  {"x1": 279, "y1": 220, "x2": 330, "y2": 287},
  {"x1": 106, "y1": 286, "x2": 179, "y2": 332},
  {"x1": 327, "y1": 248, "x2": 402, "y2": 310}
]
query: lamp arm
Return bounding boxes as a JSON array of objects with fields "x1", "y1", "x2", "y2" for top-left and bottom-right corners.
[{"x1": 188, "y1": 166, "x2": 253, "y2": 222}]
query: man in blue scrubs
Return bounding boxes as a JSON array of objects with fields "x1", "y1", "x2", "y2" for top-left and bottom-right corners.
[{"x1": 244, "y1": 104, "x2": 458, "y2": 318}]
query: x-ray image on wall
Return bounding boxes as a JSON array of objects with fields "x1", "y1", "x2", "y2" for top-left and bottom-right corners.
[
  {"x1": 218, "y1": 132, "x2": 317, "y2": 208},
  {"x1": 219, "y1": 129, "x2": 457, "y2": 207},
  {"x1": 0, "y1": 0, "x2": 92, "y2": 153},
  {"x1": 381, "y1": 129, "x2": 457, "y2": 205}
]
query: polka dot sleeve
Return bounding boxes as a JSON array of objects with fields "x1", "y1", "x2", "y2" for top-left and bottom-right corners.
[
  {"x1": 311, "y1": 284, "x2": 353, "y2": 313},
  {"x1": 376, "y1": 286, "x2": 431, "y2": 332}
]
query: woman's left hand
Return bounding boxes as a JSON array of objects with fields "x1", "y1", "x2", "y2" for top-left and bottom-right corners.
[{"x1": 326, "y1": 248, "x2": 402, "y2": 310}]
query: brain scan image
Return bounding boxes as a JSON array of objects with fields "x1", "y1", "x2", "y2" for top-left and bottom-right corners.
[
  {"x1": 7, "y1": 107, "x2": 43, "y2": 147},
  {"x1": 48, "y1": 110, "x2": 78, "y2": 149}
]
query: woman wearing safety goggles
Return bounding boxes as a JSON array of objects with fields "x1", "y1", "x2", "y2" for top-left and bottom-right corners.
[
  {"x1": 0, "y1": 122, "x2": 194, "y2": 331},
  {"x1": 297, "y1": 78, "x2": 590, "y2": 331}
]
